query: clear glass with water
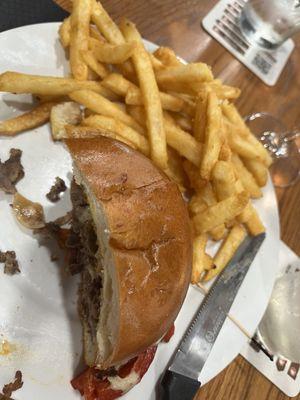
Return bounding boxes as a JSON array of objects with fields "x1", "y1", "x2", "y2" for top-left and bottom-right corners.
[{"x1": 240, "y1": 0, "x2": 300, "y2": 49}]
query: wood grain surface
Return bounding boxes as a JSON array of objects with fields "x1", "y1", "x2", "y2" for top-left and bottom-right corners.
[{"x1": 55, "y1": 1, "x2": 300, "y2": 399}]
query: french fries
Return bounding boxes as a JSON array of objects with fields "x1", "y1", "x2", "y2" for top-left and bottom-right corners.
[
  {"x1": 242, "y1": 158, "x2": 268, "y2": 187},
  {"x1": 203, "y1": 225, "x2": 246, "y2": 281},
  {"x1": 153, "y1": 47, "x2": 182, "y2": 67},
  {"x1": 200, "y1": 92, "x2": 223, "y2": 180},
  {"x1": 59, "y1": 17, "x2": 71, "y2": 48},
  {"x1": 0, "y1": 0, "x2": 272, "y2": 286},
  {"x1": 156, "y1": 63, "x2": 213, "y2": 85},
  {"x1": 102, "y1": 72, "x2": 136, "y2": 96},
  {"x1": 193, "y1": 94, "x2": 208, "y2": 142},
  {"x1": 0, "y1": 102, "x2": 56, "y2": 136},
  {"x1": 192, "y1": 234, "x2": 213, "y2": 283},
  {"x1": 0, "y1": 72, "x2": 118, "y2": 99},
  {"x1": 163, "y1": 115, "x2": 202, "y2": 165},
  {"x1": 231, "y1": 153, "x2": 262, "y2": 199},
  {"x1": 69, "y1": 90, "x2": 145, "y2": 134},
  {"x1": 222, "y1": 102, "x2": 272, "y2": 166},
  {"x1": 70, "y1": 0, "x2": 92, "y2": 80},
  {"x1": 125, "y1": 86, "x2": 184, "y2": 112},
  {"x1": 91, "y1": 0, "x2": 125, "y2": 44},
  {"x1": 212, "y1": 160, "x2": 236, "y2": 200},
  {"x1": 193, "y1": 192, "x2": 249, "y2": 234},
  {"x1": 81, "y1": 50, "x2": 110, "y2": 78},
  {"x1": 120, "y1": 19, "x2": 168, "y2": 171},
  {"x1": 197, "y1": 81, "x2": 241, "y2": 100},
  {"x1": 89, "y1": 38, "x2": 136, "y2": 64}
]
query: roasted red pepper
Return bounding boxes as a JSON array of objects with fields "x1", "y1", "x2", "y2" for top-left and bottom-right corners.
[
  {"x1": 162, "y1": 324, "x2": 175, "y2": 343},
  {"x1": 71, "y1": 346, "x2": 157, "y2": 400}
]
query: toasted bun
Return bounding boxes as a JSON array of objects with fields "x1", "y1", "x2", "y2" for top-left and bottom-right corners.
[{"x1": 66, "y1": 137, "x2": 192, "y2": 369}]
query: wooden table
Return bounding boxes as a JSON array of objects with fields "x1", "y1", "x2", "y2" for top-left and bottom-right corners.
[{"x1": 57, "y1": 1, "x2": 300, "y2": 398}]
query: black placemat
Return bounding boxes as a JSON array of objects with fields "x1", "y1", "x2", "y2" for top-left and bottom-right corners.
[{"x1": 0, "y1": 0, "x2": 68, "y2": 33}]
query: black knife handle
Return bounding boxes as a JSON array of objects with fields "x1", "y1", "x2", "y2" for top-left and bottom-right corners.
[{"x1": 159, "y1": 370, "x2": 201, "y2": 400}]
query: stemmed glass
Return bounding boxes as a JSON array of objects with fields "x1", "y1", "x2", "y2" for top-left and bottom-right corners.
[{"x1": 245, "y1": 112, "x2": 300, "y2": 188}]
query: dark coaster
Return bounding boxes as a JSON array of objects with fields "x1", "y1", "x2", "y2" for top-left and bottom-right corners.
[{"x1": 0, "y1": 0, "x2": 68, "y2": 33}]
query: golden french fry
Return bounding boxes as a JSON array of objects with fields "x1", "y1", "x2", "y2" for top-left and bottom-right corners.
[
  {"x1": 193, "y1": 191, "x2": 249, "y2": 234},
  {"x1": 120, "y1": 19, "x2": 168, "y2": 171},
  {"x1": 117, "y1": 61, "x2": 137, "y2": 83},
  {"x1": 231, "y1": 153, "x2": 262, "y2": 199},
  {"x1": 191, "y1": 234, "x2": 213, "y2": 284},
  {"x1": 235, "y1": 181, "x2": 266, "y2": 235},
  {"x1": 125, "y1": 86, "x2": 184, "y2": 112},
  {"x1": 180, "y1": 99, "x2": 196, "y2": 117},
  {"x1": 222, "y1": 102, "x2": 272, "y2": 166},
  {"x1": 193, "y1": 94, "x2": 208, "y2": 142},
  {"x1": 102, "y1": 72, "x2": 136, "y2": 96},
  {"x1": 69, "y1": 90, "x2": 145, "y2": 134},
  {"x1": 189, "y1": 193, "x2": 207, "y2": 215},
  {"x1": 168, "y1": 112, "x2": 192, "y2": 132},
  {"x1": 226, "y1": 123, "x2": 263, "y2": 161},
  {"x1": 212, "y1": 160, "x2": 236, "y2": 200},
  {"x1": 64, "y1": 124, "x2": 137, "y2": 149},
  {"x1": 82, "y1": 114, "x2": 149, "y2": 155},
  {"x1": 153, "y1": 47, "x2": 182, "y2": 67},
  {"x1": 70, "y1": 0, "x2": 92, "y2": 80},
  {"x1": 163, "y1": 115, "x2": 202, "y2": 166},
  {"x1": 81, "y1": 50, "x2": 110, "y2": 78},
  {"x1": 51, "y1": 102, "x2": 82, "y2": 140},
  {"x1": 59, "y1": 17, "x2": 71, "y2": 48},
  {"x1": 242, "y1": 158, "x2": 268, "y2": 187},
  {"x1": 0, "y1": 102, "x2": 56, "y2": 136},
  {"x1": 219, "y1": 142, "x2": 232, "y2": 161},
  {"x1": 203, "y1": 225, "x2": 247, "y2": 281},
  {"x1": 89, "y1": 38, "x2": 136, "y2": 64},
  {"x1": 156, "y1": 63, "x2": 213, "y2": 85},
  {"x1": 128, "y1": 106, "x2": 202, "y2": 166},
  {"x1": 197, "y1": 81, "x2": 241, "y2": 100},
  {"x1": 149, "y1": 53, "x2": 165, "y2": 71},
  {"x1": 196, "y1": 183, "x2": 227, "y2": 240},
  {"x1": 210, "y1": 225, "x2": 227, "y2": 241},
  {"x1": 89, "y1": 26, "x2": 105, "y2": 42},
  {"x1": 200, "y1": 91, "x2": 223, "y2": 180},
  {"x1": 182, "y1": 160, "x2": 206, "y2": 192},
  {"x1": 0, "y1": 72, "x2": 118, "y2": 99},
  {"x1": 243, "y1": 208, "x2": 265, "y2": 236},
  {"x1": 91, "y1": 0, "x2": 125, "y2": 44}
]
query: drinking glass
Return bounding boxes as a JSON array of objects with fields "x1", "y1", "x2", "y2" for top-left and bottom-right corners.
[
  {"x1": 245, "y1": 113, "x2": 299, "y2": 188},
  {"x1": 239, "y1": 0, "x2": 300, "y2": 50}
]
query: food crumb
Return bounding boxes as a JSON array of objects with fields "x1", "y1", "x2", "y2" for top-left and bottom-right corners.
[
  {"x1": 0, "y1": 251, "x2": 20, "y2": 275},
  {"x1": 46, "y1": 177, "x2": 67, "y2": 202}
]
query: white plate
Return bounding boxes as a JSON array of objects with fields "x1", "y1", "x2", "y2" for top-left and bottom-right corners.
[{"x1": 0, "y1": 23, "x2": 280, "y2": 399}]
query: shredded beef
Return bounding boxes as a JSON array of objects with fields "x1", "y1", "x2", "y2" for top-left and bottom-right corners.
[
  {"x1": 0, "y1": 251, "x2": 20, "y2": 275},
  {"x1": 46, "y1": 177, "x2": 67, "y2": 202},
  {"x1": 0, "y1": 149, "x2": 24, "y2": 194},
  {"x1": 1, "y1": 370, "x2": 23, "y2": 398},
  {"x1": 70, "y1": 180, "x2": 101, "y2": 338}
]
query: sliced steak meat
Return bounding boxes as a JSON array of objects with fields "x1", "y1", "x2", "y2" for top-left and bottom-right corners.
[
  {"x1": 70, "y1": 180, "x2": 101, "y2": 340},
  {"x1": 0, "y1": 148, "x2": 24, "y2": 194},
  {"x1": 1, "y1": 370, "x2": 23, "y2": 398},
  {"x1": 46, "y1": 177, "x2": 67, "y2": 202}
]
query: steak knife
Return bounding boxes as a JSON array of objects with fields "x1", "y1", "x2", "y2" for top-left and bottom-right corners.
[{"x1": 159, "y1": 233, "x2": 266, "y2": 400}]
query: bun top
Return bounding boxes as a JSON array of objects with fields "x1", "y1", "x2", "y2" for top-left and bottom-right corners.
[{"x1": 66, "y1": 137, "x2": 192, "y2": 368}]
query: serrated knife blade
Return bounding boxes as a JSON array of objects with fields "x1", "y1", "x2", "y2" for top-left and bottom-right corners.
[{"x1": 158, "y1": 233, "x2": 265, "y2": 400}]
